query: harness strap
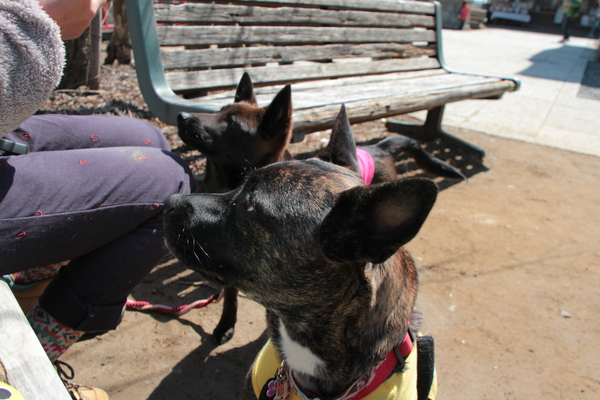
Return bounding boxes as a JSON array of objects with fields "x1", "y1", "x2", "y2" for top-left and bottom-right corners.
[
  {"x1": 416, "y1": 336, "x2": 435, "y2": 400},
  {"x1": 355, "y1": 148, "x2": 375, "y2": 185},
  {"x1": 259, "y1": 329, "x2": 415, "y2": 400}
]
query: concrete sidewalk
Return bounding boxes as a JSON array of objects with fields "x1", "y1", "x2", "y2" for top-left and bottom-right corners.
[{"x1": 410, "y1": 27, "x2": 599, "y2": 157}]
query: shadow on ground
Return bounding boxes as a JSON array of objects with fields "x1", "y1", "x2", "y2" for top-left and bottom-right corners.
[
  {"x1": 126, "y1": 257, "x2": 268, "y2": 399},
  {"x1": 578, "y1": 61, "x2": 600, "y2": 100},
  {"x1": 147, "y1": 329, "x2": 268, "y2": 399},
  {"x1": 292, "y1": 117, "x2": 489, "y2": 192},
  {"x1": 516, "y1": 44, "x2": 598, "y2": 82}
]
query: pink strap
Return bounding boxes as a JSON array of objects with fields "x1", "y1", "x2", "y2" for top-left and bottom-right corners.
[{"x1": 355, "y1": 148, "x2": 375, "y2": 185}]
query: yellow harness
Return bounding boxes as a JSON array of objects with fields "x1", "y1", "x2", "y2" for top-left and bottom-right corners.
[{"x1": 252, "y1": 340, "x2": 437, "y2": 400}]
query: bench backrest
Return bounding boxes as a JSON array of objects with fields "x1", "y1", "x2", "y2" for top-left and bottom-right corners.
[{"x1": 125, "y1": 0, "x2": 445, "y2": 125}]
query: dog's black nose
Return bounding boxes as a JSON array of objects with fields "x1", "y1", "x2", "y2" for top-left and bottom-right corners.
[
  {"x1": 164, "y1": 194, "x2": 183, "y2": 214},
  {"x1": 177, "y1": 112, "x2": 190, "y2": 122}
]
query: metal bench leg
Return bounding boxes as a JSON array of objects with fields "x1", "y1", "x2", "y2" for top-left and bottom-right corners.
[
  {"x1": 385, "y1": 105, "x2": 485, "y2": 159},
  {"x1": 291, "y1": 131, "x2": 306, "y2": 143}
]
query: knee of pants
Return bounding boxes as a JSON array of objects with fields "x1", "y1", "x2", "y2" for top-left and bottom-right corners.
[
  {"x1": 72, "y1": 146, "x2": 197, "y2": 205},
  {"x1": 39, "y1": 269, "x2": 126, "y2": 332},
  {"x1": 6, "y1": 114, "x2": 172, "y2": 153},
  {"x1": 144, "y1": 149, "x2": 198, "y2": 197}
]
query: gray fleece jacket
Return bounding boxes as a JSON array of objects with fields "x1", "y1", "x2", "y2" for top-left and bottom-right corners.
[{"x1": 0, "y1": 0, "x2": 65, "y2": 137}]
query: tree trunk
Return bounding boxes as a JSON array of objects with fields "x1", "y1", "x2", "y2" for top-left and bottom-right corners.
[
  {"x1": 58, "y1": 30, "x2": 91, "y2": 89},
  {"x1": 88, "y1": 12, "x2": 102, "y2": 90},
  {"x1": 58, "y1": 13, "x2": 102, "y2": 90},
  {"x1": 105, "y1": 0, "x2": 131, "y2": 65}
]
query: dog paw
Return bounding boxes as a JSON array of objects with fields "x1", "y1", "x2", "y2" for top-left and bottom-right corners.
[{"x1": 212, "y1": 326, "x2": 235, "y2": 345}]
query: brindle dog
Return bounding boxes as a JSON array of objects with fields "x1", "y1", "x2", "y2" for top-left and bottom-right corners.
[
  {"x1": 177, "y1": 73, "x2": 462, "y2": 344},
  {"x1": 164, "y1": 105, "x2": 438, "y2": 399}
]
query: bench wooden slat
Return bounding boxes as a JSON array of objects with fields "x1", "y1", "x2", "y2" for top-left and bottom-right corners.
[
  {"x1": 185, "y1": 75, "x2": 515, "y2": 134},
  {"x1": 226, "y1": 0, "x2": 436, "y2": 15},
  {"x1": 155, "y1": 3, "x2": 435, "y2": 28},
  {"x1": 0, "y1": 280, "x2": 71, "y2": 400},
  {"x1": 290, "y1": 74, "x2": 505, "y2": 109},
  {"x1": 157, "y1": 25, "x2": 435, "y2": 46},
  {"x1": 161, "y1": 44, "x2": 437, "y2": 70},
  {"x1": 195, "y1": 69, "x2": 449, "y2": 99},
  {"x1": 189, "y1": 72, "x2": 514, "y2": 111},
  {"x1": 167, "y1": 57, "x2": 441, "y2": 92},
  {"x1": 291, "y1": 80, "x2": 517, "y2": 134}
]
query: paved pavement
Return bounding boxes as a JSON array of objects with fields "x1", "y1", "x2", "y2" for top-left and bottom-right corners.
[{"x1": 409, "y1": 27, "x2": 599, "y2": 157}]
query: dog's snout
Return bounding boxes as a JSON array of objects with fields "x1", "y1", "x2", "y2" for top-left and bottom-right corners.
[
  {"x1": 177, "y1": 112, "x2": 190, "y2": 123},
  {"x1": 164, "y1": 194, "x2": 184, "y2": 213}
]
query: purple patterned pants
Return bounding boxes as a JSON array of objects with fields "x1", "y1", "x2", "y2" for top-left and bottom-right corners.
[{"x1": 0, "y1": 114, "x2": 196, "y2": 331}]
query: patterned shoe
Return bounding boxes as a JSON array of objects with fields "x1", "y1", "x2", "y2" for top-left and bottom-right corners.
[{"x1": 54, "y1": 360, "x2": 109, "y2": 400}]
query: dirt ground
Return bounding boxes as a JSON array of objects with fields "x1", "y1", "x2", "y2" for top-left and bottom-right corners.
[{"x1": 41, "y1": 64, "x2": 600, "y2": 399}]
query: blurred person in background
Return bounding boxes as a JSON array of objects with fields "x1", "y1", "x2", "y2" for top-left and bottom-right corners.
[{"x1": 561, "y1": 0, "x2": 582, "y2": 42}]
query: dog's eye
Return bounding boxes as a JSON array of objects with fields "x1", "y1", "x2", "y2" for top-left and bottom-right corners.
[
  {"x1": 243, "y1": 200, "x2": 254, "y2": 212},
  {"x1": 225, "y1": 114, "x2": 238, "y2": 125}
]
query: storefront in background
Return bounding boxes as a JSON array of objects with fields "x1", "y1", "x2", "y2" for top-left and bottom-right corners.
[
  {"x1": 485, "y1": 0, "x2": 598, "y2": 29},
  {"x1": 436, "y1": 0, "x2": 598, "y2": 32}
]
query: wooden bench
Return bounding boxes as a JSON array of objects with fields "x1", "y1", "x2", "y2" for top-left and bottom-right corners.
[
  {"x1": 124, "y1": 0, "x2": 520, "y2": 158},
  {"x1": 0, "y1": 280, "x2": 71, "y2": 400}
]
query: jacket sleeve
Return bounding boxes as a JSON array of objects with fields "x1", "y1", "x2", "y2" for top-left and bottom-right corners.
[{"x1": 0, "y1": 0, "x2": 65, "y2": 137}]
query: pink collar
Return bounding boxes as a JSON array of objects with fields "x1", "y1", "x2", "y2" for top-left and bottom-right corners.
[
  {"x1": 344, "y1": 330, "x2": 413, "y2": 400},
  {"x1": 355, "y1": 148, "x2": 375, "y2": 185}
]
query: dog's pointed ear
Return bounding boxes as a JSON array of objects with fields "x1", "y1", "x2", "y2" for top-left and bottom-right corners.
[
  {"x1": 258, "y1": 84, "x2": 293, "y2": 141},
  {"x1": 319, "y1": 178, "x2": 438, "y2": 264},
  {"x1": 317, "y1": 105, "x2": 360, "y2": 174},
  {"x1": 234, "y1": 72, "x2": 257, "y2": 105}
]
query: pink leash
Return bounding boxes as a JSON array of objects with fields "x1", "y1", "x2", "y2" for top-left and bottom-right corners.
[{"x1": 126, "y1": 289, "x2": 224, "y2": 316}]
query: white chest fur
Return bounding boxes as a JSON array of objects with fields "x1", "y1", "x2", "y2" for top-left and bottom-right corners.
[{"x1": 279, "y1": 320, "x2": 326, "y2": 377}]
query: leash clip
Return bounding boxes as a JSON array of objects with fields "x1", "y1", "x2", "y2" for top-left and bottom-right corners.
[{"x1": 0, "y1": 138, "x2": 28, "y2": 155}]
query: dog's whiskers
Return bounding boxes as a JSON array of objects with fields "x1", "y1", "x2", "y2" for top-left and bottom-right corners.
[
  {"x1": 239, "y1": 163, "x2": 257, "y2": 179},
  {"x1": 193, "y1": 237, "x2": 213, "y2": 268}
]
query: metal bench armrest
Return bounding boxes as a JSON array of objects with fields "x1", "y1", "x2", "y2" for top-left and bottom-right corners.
[
  {"x1": 432, "y1": 2, "x2": 521, "y2": 91},
  {"x1": 125, "y1": 0, "x2": 217, "y2": 125}
]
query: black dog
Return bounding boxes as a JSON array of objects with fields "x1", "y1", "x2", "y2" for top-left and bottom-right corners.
[{"x1": 165, "y1": 105, "x2": 438, "y2": 399}]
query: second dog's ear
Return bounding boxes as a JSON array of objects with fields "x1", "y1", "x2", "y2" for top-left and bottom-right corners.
[
  {"x1": 234, "y1": 72, "x2": 257, "y2": 105},
  {"x1": 258, "y1": 84, "x2": 293, "y2": 141},
  {"x1": 317, "y1": 105, "x2": 360, "y2": 174},
  {"x1": 319, "y1": 178, "x2": 438, "y2": 264}
]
